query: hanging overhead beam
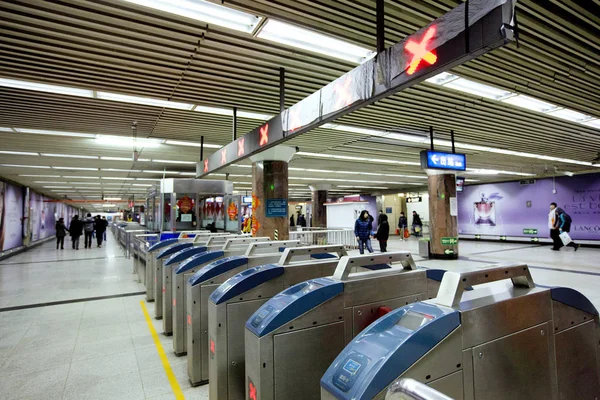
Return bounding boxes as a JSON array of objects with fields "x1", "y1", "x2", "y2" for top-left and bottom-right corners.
[{"x1": 197, "y1": 0, "x2": 517, "y2": 177}]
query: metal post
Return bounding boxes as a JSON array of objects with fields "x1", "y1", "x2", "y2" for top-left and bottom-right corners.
[
  {"x1": 376, "y1": 0, "x2": 385, "y2": 53},
  {"x1": 429, "y1": 126, "x2": 434, "y2": 151},
  {"x1": 451, "y1": 130, "x2": 456, "y2": 153},
  {"x1": 233, "y1": 107, "x2": 237, "y2": 141},
  {"x1": 465, "y1": 0, "x2": 470, "y2": 53},
  {"x1": 200, "y1": 135, "x2": 204, "y2": 160},
  {"x1": 279, "y1": 67, "x2": 285, "y2": 112}
]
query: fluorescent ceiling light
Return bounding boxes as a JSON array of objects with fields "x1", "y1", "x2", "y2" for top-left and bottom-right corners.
[
  {"x1": 582, "y1": 119, "x2": 600, "y2": 129},
  {"x1": 0, "y1": 77, "x2": 94, "y2": 97},
  {"x1": 500, "y1": 94, "x2": 559, "y2": 113},
  {"x1": 41, "y1": 153, "x2": 98, "y2": 159},
  {"x1": 101, "y1": 169, "x2": 143, "y2": 172},
  {"x1": 296, "y1": 151, "x2": 419, "y2": 166},
  {"x1": 53, "y1": 166, "x2": 98, "y2": 171},
  {"x1": 43, "y1": 186, "x2": 73, "y2": 189},
  {"x1": 337, "y1": 185, "x2": 389, "y2": 189},
  {"x1": 194, "y1": 105, "x2": 235, "y2": 116},
  {"x1": 14, "y1": 128, "x2": 97, "y2": 138},
  {"x1": 442, "y1": 78, "x2": 515, "y2": 100},
  {"x1": 0, "y1": 150, "x2": 39, "y2": 156},
  {"x1": 102, "y1": 203, "x2": 116, "y2": 207},
  {"x1": 102, "y1": 177, "x2": 135, "y2": 180},
  {"x1": 0, "y1": 127, "x2": 14, "y2": 132},
  {"x1": 179, "y1": 172, "x2": 196, "y2": 176},
  {"x1": 120, "y1": 0, "x2": 261, "y2": 33},
  {"x1": 32, "y1": 181, "x2": 66, "y2": 184},
  {"x1": 132, "y1": 184, "x2": 152, "y2": 187},
  {"x1": 95, "y1": 135, "x2": 162, "y2": 148},
  {"x1": 143, "y1": 170, "x2": 180, "y2": 174},
  {"x1": 545, "y1": 108, "x2": 593, "y2": 122},
  {"x1": 152, "y1": 159, "x2": 197, "y2": 165},
  {"x1": 19, "y1": 174, "x2": 61, "y2": 177},
  {"x1": 466, "y1": 168, "x2": 534, "y2": 177},
  {"x1": 67, "y1": 182, "x2": 101, "y2": 185},
  {"x1": 100, "y1": 156, "x2": 133, "y2": 161},
  {"x1": 238, "y1": 111, "x2": 273, "y2": 120},
  {"x1": 165, "y1": 140, "x2": 222, "y2": 148},
  {"x1": 0, "y1": 164, "x2": 51, "y2": 169},
  {"x1": 136, "y1": 178, "x2": 161, "y2": 181},
  {"x1": 425, "y1": 72, "x2": 459, "y2": 85},
  {"x1": 96, "y1": 91, "x2": 194, "y2": 110},
  {"x1": 62, "y1": 176, "x2": 100, "y2": 179},
  {"x1": 104, "y1": 197, "x2": 121, "y2": 201},
  {"x1": 258, "y1": 19, "x2": 375, "y2": 64}
]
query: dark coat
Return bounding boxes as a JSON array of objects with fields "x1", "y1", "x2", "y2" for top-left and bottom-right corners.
[
  {"x1": 95, "y1": 218, "x2": 107, "y2": 233},
  {"x1": 398, "y1": 216, "x2": 408, "y2": 227},
  {"x1": 354, "y1": 218, "x2": 371, "y2": 240},
  {"x1": 412, "y1": 214, "x2": 423, "y2": 226},
  {"x1": 69, "y1": 219, "x2": 83, "y2": 237},
  {"x1": 55, "y1": 221, "x2": 67, "y2": 237},
  {"x1": 376, "y1": 216, "x2": 390, "y2": 241}
]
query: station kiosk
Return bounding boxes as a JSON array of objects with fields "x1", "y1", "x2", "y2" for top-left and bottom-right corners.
[{"x1": 320, "y1": 264, "x2": 600, "y2": 400}]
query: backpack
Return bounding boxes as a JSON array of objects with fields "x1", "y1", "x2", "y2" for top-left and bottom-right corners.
[
  {"x1": 84, "y1": 219, "x2": 94, "y2": 232},
  {"x1": 562, "y1": 212, "x2": 572, "y2": 226}
]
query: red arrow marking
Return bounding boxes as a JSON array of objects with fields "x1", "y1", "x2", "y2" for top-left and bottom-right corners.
[
  {"x1": 259, "y1": 124, "x2": 269, "y2": 146},
  {"x1": 238, "y1": 137, "x2": 245, "y2": 156},
  {"x1": 221, "y1": 148, "x2": 227, "y2": 164},
  {"x1": 405, "y1": 26, "x2": 437, "y2": 75},
  {"x1": 203, "y1": 159, "x2": 209, "y2": 173},
  {"x1": 334, "y1": 75, "x2": 353, "y2": 109}
]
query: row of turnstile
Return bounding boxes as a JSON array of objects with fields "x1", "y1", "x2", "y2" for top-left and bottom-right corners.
[{"x1": 135, "y1": 231, "x2": 600, "y2": 400}]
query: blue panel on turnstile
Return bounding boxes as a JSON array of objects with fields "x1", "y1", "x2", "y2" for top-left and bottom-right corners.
[
  {"x1": 311, "y1": 253, "x2": 338, "y2": 260},
  {"x1": 164, "y1": 246, "x2": 208, "y2": 266},
  {"x1": 210, "y1": 264, "x2": 284, "y2": 305},
  {"x1": 176, "y1": 251, "x2": 225, "y2": 276},
  {"x1": 551, "y1": 287, "x2": 599, "y2": 316},
  {"x1": 148, "y1": 238, "x2": 179, "y2": 252},
  {"x1": 246, "y1": 277, "x2": 343, "y2": 337},
  {"x1": 187, "y1": 256, "x2": 248, "y2": 286},
  {"x1": 321, "y1": 302, "x2": 460, "y2": 400},
  {"x1": 156, "y1": 243, "x2": 193, "y2": 259}
]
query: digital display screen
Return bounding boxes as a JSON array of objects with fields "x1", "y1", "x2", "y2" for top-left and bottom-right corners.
[
  {"x1": 397, "y1": 311, "x2": 433, "y2": 331},
  {"x1": 456, "y1": 177, "x2": 465, "y2": 192},
  {"x1": 342, "y1": 359, "x2": 362, "y2": 376}
]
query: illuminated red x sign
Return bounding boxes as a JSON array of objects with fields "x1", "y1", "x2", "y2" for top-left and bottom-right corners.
[
  {"x1": 221, "y1": 148, "x2": 227, "y2": 165},
  {"x1": 259, "y1": 124, "x2": 269, "y2": 146},
  {"x1": 334, "y1": 75, "x2": 353, "y2": 109},
  {"x1": 249, "y1": 381, "x2": 257, "y2": 400},
  {"x1": 405, "y1": 26, "x2": 438, "y2": 75},
  {"x1": 289, "y1": 106, "x2": 302, "y2": 132},
  {"x1": 203, "y1": 159, "x2": 209, "y2": 173},
  {"x1": 238, "y1": 137, "x2": 245, "y2": 156}
]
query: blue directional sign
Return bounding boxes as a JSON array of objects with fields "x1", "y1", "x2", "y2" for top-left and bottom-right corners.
[{"x1": 420, "y1": 150, "x2": 466, "y2": 171}]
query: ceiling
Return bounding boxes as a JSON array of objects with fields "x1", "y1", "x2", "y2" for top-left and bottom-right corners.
[{"x1": 0, "y1": 0, "x2": 599, "y2": 213}]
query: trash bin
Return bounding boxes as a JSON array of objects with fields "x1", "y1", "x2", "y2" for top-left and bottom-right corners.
[{"x1": 418, "y1": 237, "x2": 430, "y2": 258}]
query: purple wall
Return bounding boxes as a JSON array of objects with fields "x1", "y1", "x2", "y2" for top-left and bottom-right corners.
[{"x1": 458, "y1": 173, "x2": 600, "y2": 240}]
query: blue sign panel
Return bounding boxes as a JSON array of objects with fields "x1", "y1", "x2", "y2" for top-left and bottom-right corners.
[
  {"x1": 265, "y1": 199, "x2": 288, "y2": 218},
  {"x1": 420, "y1": 150, "x2": 466, "y2": 171}
]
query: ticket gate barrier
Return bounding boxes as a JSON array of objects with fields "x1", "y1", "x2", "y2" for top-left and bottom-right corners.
[
  {"x1": 208, "y1": 245, "x2": 349, "y2": 400},
  {"x1": 186, "y1": 240, "x2": 307, "y2": 385},
  {"x1": 386, "y1": 378, "x2": 453, "y2": 400},
  {"x1": 145, "y1": 238, "x2": 180, "y2": 302},
  {"x1": 172, "y1": 237, "x2": 279, "y2": 354},
  {"x1": 157, "y1": 246, "x2": 209, "y2": 320},
  {"x1": 321, "y1": 264, "x2": 600, "y2": 400},
  {"x1": 245, "y1": 252, "x2": 446, "y2": 400}
]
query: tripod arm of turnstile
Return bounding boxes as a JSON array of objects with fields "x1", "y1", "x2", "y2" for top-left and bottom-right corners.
[
  {"x1": 245, "y1": 240, "x2": 302, "y2": 256},
  {"x1": 435, "y1": 263, "x2": 535, "y2": 308},
  {"x1": 333, "y1": 252, "x2": 417, "y2": 281},
  {"x1": 177, "y1": 230, "x2": 207, "y2": 239},
  {"x1": 222, "y1": 237, "x2": 270, "y2": 250},
  {"x1": 278, "y1": 245, "x2": 347, "y2": 265},
  {"x1": 192, "y1": 232, "x2": 232, "y2": 243},
  {"x1": 385, "y1": 378, "x2": 453, "y2": 400}
]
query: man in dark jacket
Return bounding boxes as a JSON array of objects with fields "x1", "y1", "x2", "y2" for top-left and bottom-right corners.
[
  {"x1": 69, "y1": 215, "x2": 83, "y2": 250},
  {"x1": 94, "y1": 215, "x2": 107, "y2": 248},
  {"x1": 412, "y1": 211, "x2": 423, "y2": 237},
  {"x1": 555, "y1": 207, "x2": 580, "y2": 251},
  {"x1": 83, "y1": 213, "x2": 95, "y2": 249},
  {"x1": 55, "y1": 218, "x2": 67, "y2": 250},
  {"x1": 376, "y1": 214, "x2": 390, "y2": 252},
  {"x1": 398, "y1": 212, "x2": 408, "y2": 241}
]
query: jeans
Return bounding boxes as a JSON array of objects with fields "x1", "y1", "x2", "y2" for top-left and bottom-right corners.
[
  {"x1": 56, "y1": 236, "x2": 64, "y2": 249},
  {"x1": 84, "y1": 232, "x2": 93, "y2": 248},
  {"x1": 72, "y1": 236, "x2": 80, "y2": 249},
  {"x1": 358, "y1": 238, "x2": 374, "y2": 254}
]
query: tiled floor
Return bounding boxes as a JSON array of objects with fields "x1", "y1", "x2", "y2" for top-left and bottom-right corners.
[{"x1": 0, "y1": 232, "x2": 598, "y2": 399}]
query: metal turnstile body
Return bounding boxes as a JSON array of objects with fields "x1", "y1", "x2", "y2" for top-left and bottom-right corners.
[
  {"x1": 245, "y1": 252, "x2": 445, "y2": 400},
  {"x1": 145, "y1": 238, "x2": 179, "y2": 302},
  {"x1": 208, "y1": 245, "x2": 349, "y2": 400},
  {"x1": 172, "y1": 237, "x2": 275, "y2": 355},
  {"x1": 320, "y1": 264, "x2": 600, "y2": 400},
  {"x1": 185, "y1": 240, "x2": 304, "y2": 385},
  {"x1": 153, "y1": 242, "x2": 195, "y2": 320}
]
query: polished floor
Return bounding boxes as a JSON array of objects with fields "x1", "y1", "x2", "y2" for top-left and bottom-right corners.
[{"x1": 0, "y1": 232, "x2": 598, "y2": 399}]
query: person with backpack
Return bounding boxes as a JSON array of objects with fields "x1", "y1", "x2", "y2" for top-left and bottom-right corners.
[
  {"x1": 555, "y1": 206, "x2": 580, "y2": 251},
  {"x1": 83, "y1": 213, "x2": 95, "y2": 249},
  {"x1": 69, "y1": 215, "x2": 83, "y2": 250},
  {"x1": 375, "y1": 214, "x2": 390, "y2": 252},
  {"x1": 354, "y1": 210, "x2": 374, "y2": 254},
  {"x1": 398, "y1": 212, "x2": 408, "y2": 241},
  {"x1": 55, "y1": 217, "x2": 66, "y2": 250},
  {"x1": 412, "y1": 211, "x2": 423, "y2": 237}
]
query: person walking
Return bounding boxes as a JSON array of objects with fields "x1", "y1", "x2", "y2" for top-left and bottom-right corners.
[
  {"x1": 398, "y1": 212, "x2": 408, "y2": 241},
  {"x1": 354, "y1": 210, "x2": 374, "y2": 254},
  {"x1": 377, "y1": 210, "x2": 385, "y2": 226},
  {"x1": 83, "y1": 213, "x2": 95, "y2": 248},
  {"x1": 55, "y1": 217, "x2": 66, "y2": 250},
  {"x1": 549, "y1": 202, "x2": 561, "y2": 251},
  {"x1": 94, "y1": 215, "x2": 107, "y2": 248},
  {"x1": 375, "y1": 214, "x2": 390, "y2": 252},
  {"x1": 101, "y1": 216, "x2": 108, "y2": 242},
  {"x1": 69, "y1": 215, "x2": 83, "y2": 250},
  {"x1": 412, "y1": 211, "x2": 423, "y2": 237},
  {"x1": 555, "y1": 206, "x2": 580, "y2": 251}
]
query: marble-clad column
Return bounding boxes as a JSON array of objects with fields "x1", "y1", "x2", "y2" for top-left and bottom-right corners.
[
  {"x1": 309, "y1": 184, "x2": 330, "y2": 228},
  {"x1": 427, "y1": 173, "x2": 458, "y2": 259}
]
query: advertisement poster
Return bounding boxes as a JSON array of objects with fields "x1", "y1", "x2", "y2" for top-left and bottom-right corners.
[
  {"x1": 458, "y1": 173, "x2": 600, "y2": 240},
  {"x1": 0, "y1": 183, "x2": 24, "y2": 251},
  {"x1": 29, "y1": 191, "x2": 42, "y2": 241}
]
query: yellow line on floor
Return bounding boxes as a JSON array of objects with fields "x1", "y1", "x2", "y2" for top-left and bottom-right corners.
[{"x1": 140, "y1": 300, "x2": 185, "y2": 400}]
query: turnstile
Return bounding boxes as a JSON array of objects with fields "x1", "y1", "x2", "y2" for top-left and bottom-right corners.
[
  {"x1": 153, "y1": 242, "x2": 195, "y2": 320},
  {"x1": 244, "y1": 252, "x2": 446, "y2": 400},
  {"x1": 172, "y1": 237, "x2": 278, "y2": 355},
  {"x1": 208, "y1": 245, "x2": 348, "y2": 400},
  {"x1": 321, "y1": 264, "x2": 600, "y2": 400},
  {"x1": 185, "y1": 240, "x2": 305, "y2": 385},
  {"x1": 145, "y1": 238, "x2": 180, "y2": 302},
  {"x1": 159, "y1": 246, "x2": 209, "y2": 322}
]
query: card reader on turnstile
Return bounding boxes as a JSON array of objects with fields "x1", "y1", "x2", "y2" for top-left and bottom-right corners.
[
  {"x1": 153, "y1": 242, "x2": 194, "y2": 319},
  {"x1": 208, "y1": 245, "x2": 348, "y2": 400},
  {"x1": 185, "y1": 240, "x2": 305, "y2": 386},
  {"x1": 321, "y1": 264, "x2": 600, "y2": 400},
  {"x1": 171, "y1": 238, "x2": 275, "y2": 355},
  {"x1": 244, "y1": 252, "x2": 447, "y2": 400}
]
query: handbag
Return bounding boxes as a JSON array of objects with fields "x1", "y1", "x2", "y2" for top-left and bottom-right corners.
[
  {"x1": 559, "y1": 231, "x2": 572, "y2": 246},
  {"x1": 404, "y1": 229, "x2": 410, "y2": 239}
]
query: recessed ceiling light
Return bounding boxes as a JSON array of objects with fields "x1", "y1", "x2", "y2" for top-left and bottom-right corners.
[
  {"x1": 100, "y1": 156, "x2": 134, "y2": 161},
  {"x1": 142, "y1": 170, "x2": 180, "y2": 174},
  {"x1": 19, "y1": 174, "x2": 61, "y2": 178},
  {"x1": 0, "y1": 164, "x2": 51, "y2": 169},
  {"x1": 0, "y1": 77, "x2": 94, "y2": 97},
  {"x1": 95, "y1": 135, "x2": 163, "y2": 148},
  {"x1": 14, "y1": 128, "x2": 97, "y2": 138},
  {"x1": 102, "y1": 177, "x2": 135, "y2": 180},
  {"x1": 41, "y1": 153, "x2": 99, "y2": 159},
  {"x1": 62, "y1": 176, "x2": 101, "y2": 179},
  {"x1": 96, "y1": 92, "x2": 194, "y2": 110},
  {"x1": 101, "y1": 169, "x2": 143, "y2": 172},
  {"x1": 52, "y1": 166, "x2": 99, "y2": 171},
  {"x1": 152, "y1": 159, "x2": 197, "y2": 165},
  {"x1": 0, "y1": 150, "x2": 39, "y2": 156},
  {"x1": 165, "y1": 140, "x2": 222, "y2": 148}
]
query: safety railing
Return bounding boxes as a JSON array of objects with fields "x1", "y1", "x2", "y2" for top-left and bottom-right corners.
[
  {"x1": 385, "y1": 378, "x2": 453, "y2": 400},
  {"x1": 290, "y1": 228, "x2": 357, "y2": 250}
]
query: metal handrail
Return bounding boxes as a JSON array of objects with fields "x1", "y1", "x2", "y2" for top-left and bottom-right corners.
[
  {"x1": 385, "y1": 378, "x2": 454, "y2": 400},
  {"x1": 290, "y1": 228, "x2": 357, "y2": 250}
]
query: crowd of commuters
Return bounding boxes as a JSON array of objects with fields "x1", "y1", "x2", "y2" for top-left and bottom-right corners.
[
  {"x1": 354, "y1": 209, "x2": 424, "y2": 254},
  {"x1": 56, "y1": 213, "x2": 108, "y2": 250}
]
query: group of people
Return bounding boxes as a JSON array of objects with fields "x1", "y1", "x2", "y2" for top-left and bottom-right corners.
[
  {"x1": 353, "y1": 210, "x2": 424, "y2": 254},
  {"x1": 55, "y1": 213, "x2": 108, "y2": 250},
  {"x1": 549, "y1": 202, "x2": 579, "y2": 251},
  {"x1": 290, "y1": 214, "x2": 307, "y2": 227}
]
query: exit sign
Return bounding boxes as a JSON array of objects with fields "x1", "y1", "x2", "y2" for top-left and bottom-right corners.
[
  {"x1": 523, "y1": 228, "x2": 538, "y2": 235},
  {"x1": 441, "y1": 237, "x2": 458, "y2": 246}
]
